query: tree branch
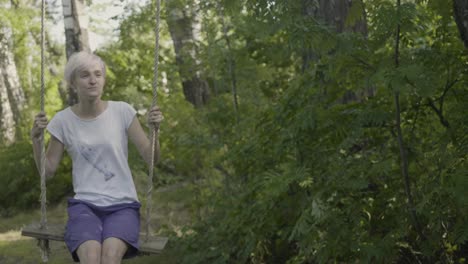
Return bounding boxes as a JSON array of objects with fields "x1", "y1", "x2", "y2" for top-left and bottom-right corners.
[
  {"x1": 217, "y1": 3, "x2": 240, "y2": 124},
  {"x1": 427, "y1": 99, "x2": 450, "y2": 128},
  {"x1": 393, "y1": 0, "x2": 425, "y2": 241}
]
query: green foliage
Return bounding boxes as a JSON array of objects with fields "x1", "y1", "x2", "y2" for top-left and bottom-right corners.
[
  {"x1": 0, "y1": 2, "x2": 67, "y2": 214},
  {"x1": 171, "y1": 0, "x2": 468, "y2": 263},
  {"x1": 0, "y1": 140, "x2": 72, "y2": 216},
  {"x1": 1, "y1": 0, "x2": 467, "y2": 263}
]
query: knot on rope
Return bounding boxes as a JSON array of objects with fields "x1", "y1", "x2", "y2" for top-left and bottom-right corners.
[{"x1": 37, "y1": 239, "x2": 50, "y2": 262}]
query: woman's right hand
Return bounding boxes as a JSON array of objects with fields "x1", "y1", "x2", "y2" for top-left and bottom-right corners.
[{"x1": 31, "y1": 112, "x2": 48, "y2": 141}]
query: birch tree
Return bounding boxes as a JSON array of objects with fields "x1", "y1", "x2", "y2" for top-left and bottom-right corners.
[
  {"x1": 62, "y1": 0, "x2": 90, "y2": 105},
  {"x1": 0, "y1": 22, "x2": 26, "y2": 145},
  {"x1": 166, "y1": 0, "x2": 210, "y2": 108}
]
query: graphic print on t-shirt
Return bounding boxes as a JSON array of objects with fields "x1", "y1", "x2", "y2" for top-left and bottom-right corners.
[{"x1": 78, "y1": 143, "x2": 115, "y2": 181}]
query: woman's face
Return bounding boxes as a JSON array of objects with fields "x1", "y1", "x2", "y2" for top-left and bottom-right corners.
[{"x1": 73, "y1": 60, "x2": 105, "y2": 101}]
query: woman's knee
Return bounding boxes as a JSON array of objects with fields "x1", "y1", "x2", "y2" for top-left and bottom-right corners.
[
  {"x1": 102, "y1": 247, "x2": 124, "y2": 260},
  {"x1": 77, "y1": 240, "x2": 101, "y2": 264},
  {"x1": 102, "y1": 237, "x2": 127, "y2": 264}
]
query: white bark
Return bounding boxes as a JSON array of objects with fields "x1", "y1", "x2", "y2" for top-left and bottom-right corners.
[
  {"x1": 0, "y1": 27, "x2": 26, "y2": 112},
  {"x1": 61, "y1": 0, "x2": 90, "y2": 59},
  {"x1": 0, "y1": 72, "x2": 16, "y2": 145},
  {"x1": 167, "y1": 0, "x2": 210, "y2": 107},
  {"x1": 62, "y1": 0, "x2": 90, "y2": 105},
  {"x1": 0, "y1": 23, "x2": 25, "y2": 144},
  {"x1": 26, "y1": 32, "x2": 35, "y2": 91}
]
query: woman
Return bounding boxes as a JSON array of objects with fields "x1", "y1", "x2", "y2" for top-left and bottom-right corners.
[{"x1": 31, "y1": 51, "x2": 163, "y2": 264}]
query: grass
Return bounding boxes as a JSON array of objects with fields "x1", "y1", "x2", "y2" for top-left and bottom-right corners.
[
  {"x1": 0, "y1": 180, "x2": 195, "y2": 263},
  {"x1": 0, "y1": 238, "x2": 179, "y2": 263}
]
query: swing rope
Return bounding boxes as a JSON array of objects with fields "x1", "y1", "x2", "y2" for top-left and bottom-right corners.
[
  {"x1": 145, "y1": 0, "x2": 161, "y2": 243},
  {"x1": 39, "y1": 0, "x2": 50, "y2": 262}
]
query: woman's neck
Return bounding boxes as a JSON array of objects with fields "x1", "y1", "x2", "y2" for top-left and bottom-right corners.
[{"x1": 72, "y1": 99, "x2": 108, "y2": 119}]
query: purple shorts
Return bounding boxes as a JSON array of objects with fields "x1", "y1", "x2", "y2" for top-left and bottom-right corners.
[{"x1": 65, "y1": 198, "x2": 141, "y2": 262}]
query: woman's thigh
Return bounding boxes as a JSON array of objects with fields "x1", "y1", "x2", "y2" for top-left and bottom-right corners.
[
  {"x1": 102, "y1": 207, "x2": 140, "y2": 258},
  {"x1": 65, "y1": 203, "x2": 103, "y2": 262}
]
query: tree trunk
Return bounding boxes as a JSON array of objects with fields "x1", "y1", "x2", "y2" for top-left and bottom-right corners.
[
  {"x1": 313, "y1": 0, "x2": 367, "y2": 34},
  {"x1": 0, "y1": 73, "x2": 15, "y2": 145},
  {"x1": 166, "y1": 0, "x2": 210, "y2": 108},
  {"x1": 302, "y1": 0, "x2": 367, "y2": 70},
  {"x1": 453, "y1": 0, "x2": 468, "y2": 49},
  {"x1": 0, "y1": 23, "x2": 25, "y2": 145},
  {"x1": 62, "y1": 0, "x2": 90, "y2": 105},
  {"x1": 303, "y1": 0, "x2": 370, "y2": 103}
]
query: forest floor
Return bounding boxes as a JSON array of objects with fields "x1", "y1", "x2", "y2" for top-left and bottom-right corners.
[{"x1": 0, "y1": 181, "x2": 194, "y2": 263}]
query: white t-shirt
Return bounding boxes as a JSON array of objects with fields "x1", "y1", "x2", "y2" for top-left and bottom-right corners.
[{"x1": 47, "y1": 101, "x2": 139, "y2": 206}]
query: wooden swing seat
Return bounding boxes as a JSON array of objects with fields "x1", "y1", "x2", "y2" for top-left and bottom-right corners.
[{"x1": 21, "y1": 223, "x2": 168, "y2": 254}]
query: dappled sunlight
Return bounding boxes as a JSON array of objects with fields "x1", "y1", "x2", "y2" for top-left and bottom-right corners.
[{"x1": 0, "y1": 230, "x2": 31, "y2": 242}]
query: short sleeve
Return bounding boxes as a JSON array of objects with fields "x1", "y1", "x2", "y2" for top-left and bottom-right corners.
[
  {"x1": 47, "y1": 112, "x2": 64, "y2": 144},
  {"x1": 120, "y1": 102, "x2": 137, "y2": 129}
]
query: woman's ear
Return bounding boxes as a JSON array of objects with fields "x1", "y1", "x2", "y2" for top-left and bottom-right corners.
[
  {"x1": 69, "y1": 83, "x2": 77, "y2": 94},
  {"x1": 70, "y1": 78, "x2": 77, "y2": 92}
]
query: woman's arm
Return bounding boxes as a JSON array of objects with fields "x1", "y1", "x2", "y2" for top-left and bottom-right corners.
[
  {"x1": 128, "y1": 116, "x2": 161, "y2": 166},
  {"x1": 31, "y1": 112, "x2": 65, "y2": 179}
]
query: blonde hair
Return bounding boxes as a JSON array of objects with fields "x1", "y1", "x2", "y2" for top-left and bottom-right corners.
[{"x1": 64, "y1": 51, "x2": 107, "y2": 89}]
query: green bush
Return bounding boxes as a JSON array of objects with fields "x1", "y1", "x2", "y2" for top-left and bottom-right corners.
[{"x1": 0, "y1": 140, "x2": 72, "y2": 216}]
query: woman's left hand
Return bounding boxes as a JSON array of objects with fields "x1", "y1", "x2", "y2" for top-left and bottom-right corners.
[{"x1": 147, "y1": 106, "x2": 164, "y2": 130}]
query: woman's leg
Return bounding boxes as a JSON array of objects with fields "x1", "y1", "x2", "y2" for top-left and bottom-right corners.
[
  {"x1": 102, "y1": 237, "x2": 128, "y2": 264},
  {"x1": 65, "y1": 200, "x2": 103, "y2": 263},
  {"x1": 102, "y1": 206, "x2": 141, "y2": 260},
  {"x1": 76, "y1": 240, "x2": 102, "y2": 264}
]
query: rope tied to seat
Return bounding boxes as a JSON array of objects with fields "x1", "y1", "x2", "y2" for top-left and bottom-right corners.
[
  {"x1": 39, "y1": 0, "x2": 50, "y2": 262},
  {"x1": 145, "y1": 0, "x2": 161, "y2": 243}
]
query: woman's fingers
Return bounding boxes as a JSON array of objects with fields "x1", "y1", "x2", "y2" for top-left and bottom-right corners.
[
  {"x1": 147, "y1": 106, "x2": 164, "y2": 126},
  {"x1": 34, "y1": 120, "x2": 48, "y2": 128},
  {"x1": 34, "y1": 114, "x2": 48, "y2": 128},
  {"x1": 150, "y1": 113, "x2": 164, "y2": 122},
  {"x1": 31, "y1": 112, "x2": 48, "y2": 139}
]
